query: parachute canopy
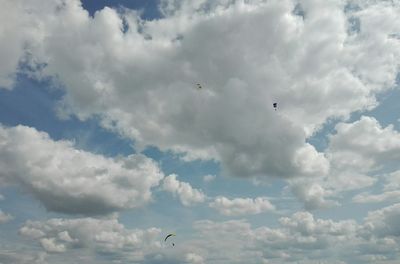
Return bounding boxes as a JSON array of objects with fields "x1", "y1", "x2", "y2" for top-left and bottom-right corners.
[{"x1": 164, "y1": 233, "x2": 176, "y2": 242}]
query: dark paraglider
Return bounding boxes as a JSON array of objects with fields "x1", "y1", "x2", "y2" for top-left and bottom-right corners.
[{"x1": 164, "y1": 233, "x2": 176, "y2": 247}]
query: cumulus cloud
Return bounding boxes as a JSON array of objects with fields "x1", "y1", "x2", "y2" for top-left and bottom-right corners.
[
  {"x1": 290, "y1": 181, "x2": 339, "y2": 211},
  {"x1": 189, "y1": 212, "x2": 361, "y2": 264},
  {"x1": 13, "y1": 0, "x2": 400, "y2": 180},
  {"x1": 189, "y1": 208, "x2": 400, "y2": 263},
  {"x1": 362, "y1": 203, "x2": 400, "y2": 238},
  {"x1": 16, "y1": 207, "x2": 400, "y2": 264},
  {"x1": 20, "y1": 216, "x2": 162, "y2": 256},
  {"x1": 0, "y1": 1, "x2": 30, "y2": 89},
  {"x1": 0, "y1": 251, "x2": 47, "y2": 264},
  {"x1": 185, "y1": 253, "x2": 205, "y2": 264},
  {"x1": 292, "y1": 115, "x2": 400, "y2": 210},
  {"x1": 163, "y1": 174, "x2": 206, "y2": 206},
  {"x1": 202, "y1": 174, "x2": 215, "y2": 183},
  {"x1": 209, "y1": 196, "x2": 275, "y2": 216},
  {"x1": 0, "y1": 124, "x2": 164, "y2": 215},
  {"x1": 327, "y1": 116, "x2": 400, "y2": 172},
  {"x1": 351, "y1": 169, "x2": 400, "y2": 204},
  {"x1": 0, "y1": 209, "x2": 13, "y2": 224},
  {"x1": 353, "y1": 190, "x2": 400, "y2": 204},
  {"x1": 279, "y1": 211, "x2": 357, "y2": 237},
  {"x1": 384, "y1": 170, "x2": 400, "y2": 191}
]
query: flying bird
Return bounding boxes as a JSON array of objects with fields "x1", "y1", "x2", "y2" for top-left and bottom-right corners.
[{"x1": 273, "y1": 102, "x2": 277, "y2": 110}]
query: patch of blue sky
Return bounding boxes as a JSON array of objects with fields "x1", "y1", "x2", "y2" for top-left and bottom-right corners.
[
  {"x1": 144, "y1": 145, "x2": 289, "y2": 200},
  {"x1": 306, "y1": 118, "x2": 339, "y2": 152},
  {"x1": 0, "y1": 73, "x2": 134, "y2": 157},
  {"x1": 119, "y1": 148, "x2": 287, "y2": 231},
  {"x1": 366, "y1": 79, "x2": 400, "y2": 131},
  {"x1": 121, "y1": 194, "x2": 208, "y2": 228},
  {"x1": 80, "y1": 0, "x2": 161, "y2": 20},
  {"x1": 0, "y1": 186, "x2": 50, "y2": 249}
]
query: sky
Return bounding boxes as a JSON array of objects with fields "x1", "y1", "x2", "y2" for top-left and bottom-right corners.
[{"x1": 0, "y1": 0, "x2": 400, "y2": 263}]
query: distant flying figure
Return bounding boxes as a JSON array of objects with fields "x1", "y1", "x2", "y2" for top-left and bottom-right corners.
[
  {"x1": 164, "y1": 233, "x2": 176, "y2": 247},
  {"x1": 196, "y1": 83, "x2": 202, "y2": 90},
  {"x1": 164, "y1": 233, "x2": 176, "y2": 242},
  {"x1": 273, "y1": 102, "x2": 277, "y2": 110}
]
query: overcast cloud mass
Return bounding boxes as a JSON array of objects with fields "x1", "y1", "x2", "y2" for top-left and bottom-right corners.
[{"x1": 0, "y1": 0, "x2": 400, "y2": 263}]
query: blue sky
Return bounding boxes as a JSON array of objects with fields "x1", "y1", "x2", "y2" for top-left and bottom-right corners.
[
  {"x1": 81, "y1": 0, "x2": 160, "y2": 19},
  {"x1": 1, "y1": 0, "x2": 400, "y2": 263}
]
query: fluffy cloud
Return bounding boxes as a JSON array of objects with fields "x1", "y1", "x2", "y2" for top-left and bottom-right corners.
[
  {"x1": 163, "y1": 174, "x2": 206, "y2": 206},
  {"x1": 292, "y1": 116, "x2": 400, "y2": 210},
  {"x1": 13, "y1": 0, "x2": 400, "y2": 179},
  {"x1": 20, "y1": 216, "x2": 162, "y2": 255},
  {"x1": 202, "y1": 174, "x2": 215, "y2": 183},
  {"x1": 0, "y1": 209, "x2": 13, "y2": 224},
  {"x1": 362, "y1": 203, "x2": 400, "y2": 238},
  {"x1": 189, "y1": 208, "x2": 400, "y2": 263},
  {"x1": 209, "y1": 196, "x2": 275, "y2": 216},
  {"x1": 185, "y1": 253, "x2": 205, "y2": 264},
  {"x1": 353, "y1": 190, "x2": 400, "y2": 204},
  {"x1": 0, "y1": 0, "x2": 30, "y2": 89},
  {"x1": 0, "y1": 124, "x2": 164, "y2": 215},
  {"x1": 189, "y1": 212, "x2": 360, "y2": 263},
  {"x1": 352, "y1": 169, "x2": 400, "y2": 204},
  {"x1": 328, "y1": 116, "x2": 400, "y2": 172},
  {"x1": 279, "y1": 211, "x2": 357, "y2": 237},
  {"x1": 384, "y1": 170, "x2": 400, "y2": 191},
  {"x1": 0, "y1": 251, "x2": 47, "y2": 264},
  {"x1": 290, "y1": 181, "x2": 339, "y2": 211},
  {"x1": 16, "y1": 206, "x2": 400, "y2": 264}
]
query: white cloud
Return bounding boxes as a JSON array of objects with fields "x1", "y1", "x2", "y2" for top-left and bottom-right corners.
[
  {"x1": 209, "y1": 196, "x2": 275, "y2": 216},
  {"x1": 20, "y1": 216, "x2": 162, "y2": 256},
  {"x1": 0, "y1": 209, "x2": 13, "y2": 224},
  {"x1": 187, "y1": 208, "x2": 400, "y2": 264},
  {"x1": 362, "y1": 203, "x2": 400, "y2": 238},
  {"x1": 40, "y1": 238, "x2": 66, "y2": 253},
  {"x1": 16, "y1": 207, "x2": 400, "y2": 264},
  {"x1": 202, "y1": 174, "x2": 215, "y2": 183},
  {"x1": 384, "y1": 170, "x2": 400, "y2": 192},
  {"x1": 0, "y1": 251, "x2": 47, "y2": 264},
  {"x1": 163, "y1": 174, "x2": 206, "y2": 206},
  {"x1": 190, "y1": 212, "x2": 361, "y2": 264},
  {"x1": 353, "y1": 190, "x2": 400, "y2": 204},
  {"x1": 0, "y1": 124, "x2": 164, "y2": 215},
  {"x1": 13, "y1": 0, "x2": 400, "y2": 180},
  {"x1": 185, "y1": 253, "x2": 205, "y2": 264},
  {"x1": 292, "y1": 115, "x2": 400, "y2": 210},
  {"x1": 0, "y1": 1, "x2": 29, "y2": 89},
  {"x1": 279, "y1": 211, "x2": 357, "y2": 237},
  {"x1": 290, "y1": 181, "x2": 339, "y2": 211},
  {"x1": 327, "y1": 116, "x2": 400, "y2": 172}
]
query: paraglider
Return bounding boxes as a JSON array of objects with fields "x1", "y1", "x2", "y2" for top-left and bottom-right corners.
[
  {"x1": 273, "y1": 102, "x2": 277, "y2": 110},
  {"x1": 164, "y1": 233, "x2": 176, "y2": 246},
  {"x1": 164, "y1": 233, "x2": 175, "y2": 241}
]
